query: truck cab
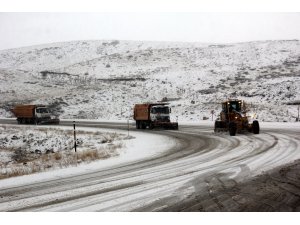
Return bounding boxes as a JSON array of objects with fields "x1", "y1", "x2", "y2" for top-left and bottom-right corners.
[
  {"x1": 150, "y1": 105, "x2": 171, "y2": 122},
  {"x1": 35, "y1": 106, "x2": 53, "y2": 123},
  {"x1": 221, "y1": 100, "x2": 244, "y2": 121}
]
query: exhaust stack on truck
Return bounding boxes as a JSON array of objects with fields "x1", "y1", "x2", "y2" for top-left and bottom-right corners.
[
  {"x1": 11, "y1": 105, "x2": 60, "y2": 125},
  {"x1": 133, "y1": 103, "x2": 178, "y2": 130}
]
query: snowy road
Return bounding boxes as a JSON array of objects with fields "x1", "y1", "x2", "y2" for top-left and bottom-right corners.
[{"x1": 0, "y1": 120, "x2": 299, "y2": 211}]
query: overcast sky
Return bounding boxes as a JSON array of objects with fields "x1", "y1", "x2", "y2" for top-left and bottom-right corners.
[{"x1": 0, "y1": 12, "x2": 300, "y2": 50}]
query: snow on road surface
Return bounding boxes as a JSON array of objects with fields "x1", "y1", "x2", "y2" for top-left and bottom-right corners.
[{"x1": 0, "y1": 121, "x2": 299, "y2": 211}]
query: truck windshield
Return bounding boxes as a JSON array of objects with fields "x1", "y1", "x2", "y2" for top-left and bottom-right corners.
[
  {"x1": 36, "y1": 108, "x2": 49, "y2": 113},
  {"x1": 229, "y1": 102, "x2": 241, "y2": 112},
  {"x1": 152, "y1": 107, "x2": 169, "y2": 114}
]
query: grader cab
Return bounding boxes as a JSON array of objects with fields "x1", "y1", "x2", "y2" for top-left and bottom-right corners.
[{"x1": 214, "y1": 99, "x2": 259, "y2": 136}]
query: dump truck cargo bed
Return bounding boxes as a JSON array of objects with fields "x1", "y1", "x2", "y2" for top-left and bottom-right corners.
[{"x1": 11, "y1": 105, "x2": 36, "y2": 118}]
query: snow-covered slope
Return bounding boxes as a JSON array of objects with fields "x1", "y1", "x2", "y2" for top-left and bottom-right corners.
[{"x1": 0, "y1": 40, "x2": 299, "y2": 122}]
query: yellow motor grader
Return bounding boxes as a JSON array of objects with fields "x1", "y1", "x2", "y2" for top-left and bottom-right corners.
[{"x1": 214, "y1": 99, "x2": 259, "y2": 136}]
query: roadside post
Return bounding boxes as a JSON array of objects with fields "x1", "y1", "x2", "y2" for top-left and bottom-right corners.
[
  {"x1": 127, "y1": 107, "x2": 131, "y2": 137},
  {"x1": 127, "y1": 119, "x2": 130, "y2": 137},
  {"x1": 297, "y1": 104, "x2": 300, "y2": 122},
  {"x1": 211, "y1": 110, "x2": 215, "y2": 121},
  {"x1": 73, "y1": 121, "x2": 77, "y2": 152}
]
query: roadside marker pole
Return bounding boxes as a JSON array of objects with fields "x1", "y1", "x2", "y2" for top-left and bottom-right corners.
[
  {"x1": 127, "y1": 107, "x2": 131, "y2": 137},
  {"x1": 298, "y1": 105, "x2": 300, "y2": 122},
  {"x1": 73, "y1": 121, "x2": 77, "y2": 152},
  {"x1": 127, "y1": 119, "x2": 129, "y2": 137}
]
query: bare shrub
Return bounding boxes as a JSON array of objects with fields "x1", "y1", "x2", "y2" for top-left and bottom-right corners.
[
  {"x1": 55, "y1": 153, "x2": 77, "y2": 168},
  {"x1": 107, "y1": 143, "x2": 124, "y2": 152},
  {"x1": 94, "y1": 131, "x2": 102, "y2": 135},
  {"x1": 5, "y1": 165, "x2": 32, "y2": 178},
  {"x1": 65, "y1": 130, "x2": 74, "y2": 135},
  {"x1": 41, "y1": 154, "x2": 51, "y2": 162},
  {"x1": 54, "y1": 152, "x2": 62, "y2": 161},
  {"x1": 12, "y1": 148, "x2": 28, "y2": 163},
  {"x1": 9, "y1": 167, "x2": 24, "y2": 177},
  {"x1": 30, "y1": 163, "x2": 42, "y2": 173},
  {"x1": 101, "y1": 133, "x2": 119, "y2": 143},
  {"x1": 76, "y1": 149, "x2": 100, "y2": 162}
]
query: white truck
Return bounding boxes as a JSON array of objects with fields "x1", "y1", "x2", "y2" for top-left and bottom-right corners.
[
  {"x1": 12, "y1": 105, "x2": 60, "y2": 124},
  {"x1": 133, "y1": 103, "x2": 178, "y2": 129}
]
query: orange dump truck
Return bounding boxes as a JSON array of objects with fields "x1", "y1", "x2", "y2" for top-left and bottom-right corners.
[
  {"x1": 133, "y1": 103, "x2": 178, "y2": 129},
  {"x1": 11, "y1": 105, "x2": 60, "y2": 125}
]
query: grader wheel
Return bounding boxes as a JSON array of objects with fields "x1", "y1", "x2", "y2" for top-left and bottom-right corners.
[
  {"x1": 229, "y1": 122, "x2": 237, "y2": 136},
  {"x1": 252, "y1": 120, "x2": 260, "y2": 134}
]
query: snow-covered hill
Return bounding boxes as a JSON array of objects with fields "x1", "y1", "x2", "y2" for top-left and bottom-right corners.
[{"x1": 0, "y1": 40, "x2": 299, "y2": 122}]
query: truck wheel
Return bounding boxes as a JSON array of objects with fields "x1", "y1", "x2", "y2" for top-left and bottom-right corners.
[
  {"x1": 214, "y1": 121, "x2": 218, "y2": 132},
  {"x1": 252, "y1": 120, "x2": 260, "y2": 134},
  {"x1": 214, "y1": 121, "x2": 221, "y2": 132},
  {"x1": 138, "y1": 121, "x2": 143, "y2": 129},
  {"x1": 137, "y1": 121, "x2": 142, "y2": 129},
  {"x1": 141, "y1": 122, "x2": 146, "y2": 129},
  {"x1": 149, "y1": 123, "x2": 154, "y2": 129},
  {"x1": 229, "y1": 122, "x2": 237, "y2": 136},
  {"x1": 215, "y1": 121, "x2": 226, "y2": 132}
]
